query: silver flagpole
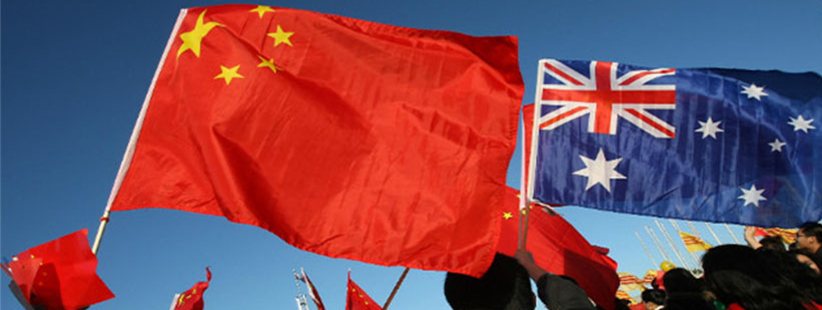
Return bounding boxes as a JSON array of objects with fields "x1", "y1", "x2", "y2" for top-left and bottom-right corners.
[{"x1": 635, "y1": 231, "x2": 658, "y2": 268}]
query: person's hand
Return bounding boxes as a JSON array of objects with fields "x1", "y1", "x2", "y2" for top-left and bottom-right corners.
[
  {"x1": 744, "y1": 226, "x2": 756, "y2": 238},
  {"x1": 514, "y1": 249, "x2": 535, "y2": 267}
]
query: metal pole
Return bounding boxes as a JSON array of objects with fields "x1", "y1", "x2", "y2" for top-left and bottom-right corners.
[
  {"x1": 656, "y1": 220, "x2": 690, "y2": 270},
  {"x1": 635, "y1": 231, "x2": 658, "y2": 268},
  {"x1": 646, "y1": 225, "x2": 672, "y2": 263},
  {"x1": 705, "y1": 223, "x2": 723, "y2": 245},
  {"x1": 670, "y1": 220, "x2": 701, "y2": 268},
  {"x1": 383, "y1": 268, "x2": 410, "y2": 310},
  {"x1": 724, "y1": 224, "x2": 741, "y2": 244}
]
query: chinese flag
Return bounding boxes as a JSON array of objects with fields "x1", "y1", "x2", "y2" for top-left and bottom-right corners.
[
  {"x1": 497, "y1": 186, "x2": 619, "y2": 310},
  {"x1": 8, "y1": 229, "x2": 114, "y2": 310},
  {"x1": 346, "y1": 272, "x2": 383, "y2": 310},
  {"x1": 108, "y1": 5, "x2": 523, "y2": 277},
  {"x1": 173, "y1": 268, "x2": 212, "y2": 310}
]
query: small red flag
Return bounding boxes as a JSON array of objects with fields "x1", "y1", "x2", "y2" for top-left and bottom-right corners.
[
  {"x1": 345, "y1": 272, "x2": 382, "y2": 310},
  {"x1": 497, "y1": 187, "x2": 619, "y2": 310},
  {"x1": 173, "y1": 268, "x2": 212, "y2": 310},
  {"x1": 7, "y1": 229, "x2": 114, "y2": 310},
  {"x1": 110, "y1": 4, "x2": 523, "y2": 277}
]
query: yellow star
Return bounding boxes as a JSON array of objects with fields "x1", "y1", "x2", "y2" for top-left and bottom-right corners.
[
  {"x1": 257, "y1": 56, "x2": 280, "y2": 73},
  {"x1": 178, "y1": 294, "x2": 186, "y2": 305},
  {"x1": 214, "y1": 65, "x2": 244, "y2": 85},
  {"x1": 267, "y1": 25, "x2": 294, "y2": 47},
  {"x1": 177, "y1": 10, "x2": 224, "y2": 58},
  {"x1": 249, "y1": 5, "x2": 275, "y2": 19},
  {"x1": 503, "y1": 212, "x2": 513, "y2": 220}
]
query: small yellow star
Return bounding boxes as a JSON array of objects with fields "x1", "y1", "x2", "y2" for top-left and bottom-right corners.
[
  {"x1": 177, "y1": 10, "x2": 224, "y2": 58},
  {"x1": 258, "y1": 56, "x2": 280, "y2": 73},
  {"x1": 267, "y1": 25, "x2": 294, "y2": 47},
  {"x1": 178, "y1": 294, "x2": 186, "y2": 305},
  {"x1": 503, "y1": 212, "x2": 513, "y2": 220},
  {"x1": 249, "y1": 5, "x2": 275, "y2": 19},
  {"x1": 215, "y1": 65, "x2": 244, "y2": 85}
]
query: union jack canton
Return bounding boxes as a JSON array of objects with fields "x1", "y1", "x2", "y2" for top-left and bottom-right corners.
[{"x1": 528, "y1": 59, "x2": 822, "y2": 227}]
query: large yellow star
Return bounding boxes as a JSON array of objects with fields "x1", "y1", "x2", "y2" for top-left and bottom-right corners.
[
  {"x1": 214, "y1": 65, "x2": 244, "y2": 85},
  {"x1": 267, "y1": 25, "x2": 294, "y2": 47},
  {"x1": 503, "y1": 212, "x2": 513, "y2": 220},
  {"x1": 249, "y1": 5, "x2": 275, "y2": 19},
  {"x1": 257, "y1": 56, "x2": 280, "y2": 73},
  {"x1": 177, "y1": 10, "x2": 224, "y2": 58}
]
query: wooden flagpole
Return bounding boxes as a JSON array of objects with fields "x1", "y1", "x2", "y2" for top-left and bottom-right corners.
[
  {"x1": 635, "y1": 231, "x2": 658, "y2": 268},
  {"x1": 383, "y1": 267, "x2": 410, "y2": 310},
  {"x1": 91, "y1": 9, "x2": 188, "y2": 254}
]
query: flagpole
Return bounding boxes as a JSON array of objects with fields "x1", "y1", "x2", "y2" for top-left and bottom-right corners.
[
  {"x1": 383, "y1": 267, "x2": 410, "y2": 310},
  {"x1": 91, "y1": 9, "x2": 188, "y2": 255},
  {"x1": 645, "y1": 225, "x2": 672, "y2": 263},
  {"x1": 686, "y1": 221, "x2": 704, "y2": 240},
  {"x1": 704, "y1": 223, "x2": 723, "y2": 245},
  {"x1": 169, "y1": 294, "x2": 181, "y2": 310},
  {"x1": 670, "y1": 220, "x2": 701, "y2": 268},
  {"x1": 655, "y1": 220, "x2": 690, "y2": 270},
  {"x1": 635, "y1": 231, "x2": 658, "y2": 268},
  {"x1": 518, "y1": 109, "x2": 529, "y2": 250},
  {"x1": 724, "y1": 224, "x2": 741, "y2": 244}
]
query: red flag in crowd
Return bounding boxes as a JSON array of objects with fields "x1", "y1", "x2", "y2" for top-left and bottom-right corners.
[
  {"x1": 345, "y1": 272, "x2": 382, "y2": 310},
  {"x1": 615, "y1": 289, "x2": 634, "y2": 303},
  {"x1": 642, "y1": 270, "x2": 658, "y2": 284},
  {"x1": 618, "y1": 272, "x2": 646, "y2": 292},
  {"x1": 4, "y1": 229, "x2": 114, "y2": 310},
  {"x1": 172, "y1": 268, "x2": 212, "y2": 310},
  {"x1": 497, "y1": 186, "x2": 619, "y2": 310},
  {"x1": 754, "y1": 227, "x2": 797, "y2": 244},
  {"x1": 108, "y1": 4, "x2": 523, "y2": 277},
  {"x1": 297, "y1": 268, "x2": 325, "y2": 310}
]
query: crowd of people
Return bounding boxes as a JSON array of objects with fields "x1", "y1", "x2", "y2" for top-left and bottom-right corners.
[{"x1": 442, "y1": 222, "x2": 822, "y2": 310}]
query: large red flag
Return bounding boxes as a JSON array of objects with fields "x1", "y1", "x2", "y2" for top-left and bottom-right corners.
[
  {"x1": 172, "y1": 268, "x2": 212, "y2": 310},
  {"x1": 498, "y1": 186, "x2": 619, "y2": 310},
  {"x1": 7, "y1": 229, "x2": 114, "y2": 310},
  {"x1": 108, "y1": 5, "x2": 523, "y2": 277},
  {"x1": 346, "y1": 272, "x2": 383, "y2": 310}
]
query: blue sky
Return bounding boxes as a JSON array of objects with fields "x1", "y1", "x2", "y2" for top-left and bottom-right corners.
[{"x1": 2, "y1": 1, "x2": 821, "y2": 309}]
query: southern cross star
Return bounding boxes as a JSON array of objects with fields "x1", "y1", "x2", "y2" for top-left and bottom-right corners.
[
  {"x1": 695, "y1": 117, "x2": 724, "y2": 139},
  {"x1": 573, "y1": 148, "x2": 626, "y2": 192},
  {"x1": 788, "y1": 115, "x2": 816, "y2": 133},
  {"x1": 738, "y1": 184, "x2": 767, "y2": 207},
  {"x1": 741, "y1": 83, "x2": 768, "y2": 101},
  {"x1": 768, "y1": 138, "x2": 786, "y2": 152}
]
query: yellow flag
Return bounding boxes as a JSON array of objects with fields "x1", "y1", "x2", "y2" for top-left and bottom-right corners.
[{"x1": 679, "y1": 231, "x2": 712, "y2": 252}]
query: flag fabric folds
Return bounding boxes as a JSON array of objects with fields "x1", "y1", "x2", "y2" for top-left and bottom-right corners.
[
  {"x1": 528, "y1": 59, "x2": 822, "y2": 227},
  {"x1": 497, "y1": 186, "x2": 619, "y2": 310},
  {"x1": 642, "y1": 270, "x2": 658, "y2": 284},
  {"x1": 346, "y1": 272, "x2": 382, "y2": 310},
  {"x1": 678, "y1": 231, "x2": 712, "y2": 252},
  {"x1": 615, "y1": 289, "x2": 634, "y2": 303},
  {"x1": 755, "y1": 227, "x2": 797, "y2": 244},
  {"x1": 297, "y1": 268, "x2": 325, "y2": 310},
  {"x1": 617, "y1": 272, "x2": 646, "y2": 292},
  {"x1": 3, "y1": 229, "x2": 114, "y2": 310},
  {"x1": 172, "y1": 267, "x2": 212, "y2": 310},
  {"x1": 108, "y1": 5, "x2": 524, "y2": 277}
]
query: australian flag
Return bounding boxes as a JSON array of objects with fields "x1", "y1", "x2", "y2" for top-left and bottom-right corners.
[{"x1": 527, "y1": 59, "x2": 822, "y2": 227}]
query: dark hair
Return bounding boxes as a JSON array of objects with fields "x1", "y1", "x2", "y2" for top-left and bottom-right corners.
[
  {"x1": 800, "y1": 222, "x2": 822, "y2": 241},
  {"x1": 661, "y1": 268, "x2": 712, "y2": 310},
  {"x1": 641, "y1": 289, "x2": 665, "y2": 305},
  {"x1": 761, "y1": 249, "x2": 822, "y2": 304},
  {"x1": 444, "y1": 254, "x2": 535, "y2": 310},
  {"x1": 701, "y1": 245, "x2": 806, "y2": 310},
  {"x1": 759, "y1": 235, "x2": 787, "y2": 251}
]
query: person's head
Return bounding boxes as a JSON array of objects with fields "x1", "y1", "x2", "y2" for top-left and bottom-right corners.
[
  {"x1": 797, "y1": 222, "x2": 822, "y2": 253},
  {"x1": 791, "y1": 250, "x2": 821, "y2": 274},
  {"x1": 701, "y1": 245, "x2": 808, "y2": 310},
  {"x1": 444, "y1": 254, "x2": 535, "y2": 310},
  {"x1": 640, "y1": 289, "x2": 665, "y2": 310},
  {"x1": 662, "y1": 268, "x2": 703, "y2": 294},
  {"x1": 759, "y1": 235, "x2": 786, "y2": 251}
]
